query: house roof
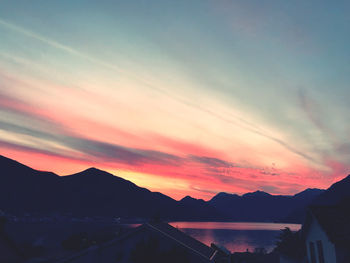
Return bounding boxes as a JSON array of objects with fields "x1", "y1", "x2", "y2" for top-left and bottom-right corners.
[
  {"x1": 54, "y1": 221, "x2": 216, "y2": 262},
  {"x1": 144, "y1": 222, "x2": 215, "y2": 259},
  {"x1": 100, "y1": 221, "x2": 215, "y2": 258},
  {"x1": 303, "y1": 205, "x2": 350, "y2": 248}
]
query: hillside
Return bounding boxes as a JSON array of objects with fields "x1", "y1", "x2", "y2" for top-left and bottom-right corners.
[{"x1": 0, "y1": 155, "x2": 219, "y2": 220}]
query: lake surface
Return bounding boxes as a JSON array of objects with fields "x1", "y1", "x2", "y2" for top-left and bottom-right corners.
[
  {"x1": 169, "y1": 222, "x2": 301, "y2": 253},
  {"x1": 7, "y1": 220, "x2": 301, "y2": 255}
]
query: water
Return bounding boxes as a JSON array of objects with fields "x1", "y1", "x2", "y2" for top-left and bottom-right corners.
[
  {"x1": 169, "y1": 222, "x2": 301, "y2": 253},
  {"x1": 6, "y1": 220, "x2": 301, "y2": 255}
]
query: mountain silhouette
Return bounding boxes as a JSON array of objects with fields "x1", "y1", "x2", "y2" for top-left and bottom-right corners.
[
  {"x1": 208, "y1": 188, "x2": 324, "y2": 222},
  {"x1": 1, "y1": 155, "x2": 348, "y2": 223},
  {"x1": 313, "y1": 174, "x2": 350, "y2": 205},
  {"x1": 0, "y1": 155, "x2": 220, "y2": 220}
]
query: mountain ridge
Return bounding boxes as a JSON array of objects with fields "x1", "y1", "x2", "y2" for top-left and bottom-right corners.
[{"x1": 1, "y1": 155, "x2": 349, "y2": 223}]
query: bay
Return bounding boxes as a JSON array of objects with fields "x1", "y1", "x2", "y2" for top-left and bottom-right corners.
[{"x1": 169, "y1": 222, "x2": 301, "y2": 253}]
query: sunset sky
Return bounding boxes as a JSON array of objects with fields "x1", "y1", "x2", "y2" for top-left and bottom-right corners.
[{"x1": 1, "y1": 0, "x2": 350, "y2": 200}]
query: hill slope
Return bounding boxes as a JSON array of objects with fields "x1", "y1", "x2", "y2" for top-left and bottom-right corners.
[
  {"x1": 284, "y1": 175, "x2": 350, "y2": 222},
  {"x1": 313, "y1": 174, "x2": 350, "y2": 205},
  {"x1": 0, "y1": 155, "x2": 221, "y2": 220}
]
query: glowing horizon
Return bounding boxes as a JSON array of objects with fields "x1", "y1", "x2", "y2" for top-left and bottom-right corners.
[{"x1": 1, "y1": 1, "x2": 350, "y2": 200}]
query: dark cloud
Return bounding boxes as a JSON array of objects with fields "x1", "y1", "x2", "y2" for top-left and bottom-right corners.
[
  {"x1": 0, "y1": 92, "x2": 71, "y2": 134},
  {"x1": 0, "y1": 118, "x2": 243, "y2": 169},
  {"x1": 62, "y1": 136, "x2": 183, "y2": 166},
  {"x1": 260, "y1": 170, "x2": 279, "y2": 176},
  {"x1": 0, "y1": 140, "x2": 88, "y2": 162},
  {"x1": 0, "y1": 121, "x2": 56, "y2": 141},
  {"x1": 14, "y1": 112, "x2": 253, "y2": 167},
  {"x1": 0, "y1": 120, "x2": 182, "y2": 166},
  {"x1": 188, "y1": 155, "x2": 234, "y2": 167}
]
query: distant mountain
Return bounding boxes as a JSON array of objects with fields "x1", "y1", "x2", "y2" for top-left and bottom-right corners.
[
  {"x1": 283, "y1": 176, "x2": 350, "y2": 223},
  {"x1": 293, "y1": 188, "x2": 325, "y2": 200},
  {"x1": 208, "y1": 189, "x2": 324, "y2": 222},
  {"x1": 3, "y1": 155, "x2": 347, "y2": 223},
  {"x1": 178, "y1": 196, "x2": 219, "y2": 219}
]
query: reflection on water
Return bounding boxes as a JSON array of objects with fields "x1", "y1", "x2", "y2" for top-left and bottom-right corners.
[{"x1": 169, "y1": 222, "x2": 301, "y2": 253}]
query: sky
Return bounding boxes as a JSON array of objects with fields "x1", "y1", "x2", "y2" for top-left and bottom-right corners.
[{"x1": 0, "y1": 0, "x2": 350, "y2": 200}]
